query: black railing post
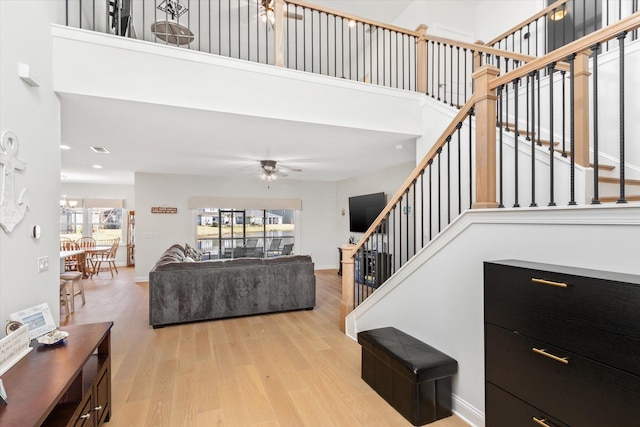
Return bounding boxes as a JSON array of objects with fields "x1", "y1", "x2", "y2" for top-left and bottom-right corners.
[{"x1": 617, "y1": 32, "x2": 627, "y2": 203}]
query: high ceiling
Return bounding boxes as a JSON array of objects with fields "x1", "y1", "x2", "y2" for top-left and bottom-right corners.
[
  {"x1": 59, "y1": 94, "x2": 416, "y2": 185},
  {"x1": 59, "y1": 0, "x2": 418, "y2": 186}
]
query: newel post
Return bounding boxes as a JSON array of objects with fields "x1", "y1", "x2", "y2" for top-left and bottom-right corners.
[
  {"x1": 416, "y1": 24, "x2": 428, "y2": 94},
  {"x1": 573, "y1": 50, "x2": 591, "y2": 167},
  {"x1": 472, "y1": 64, "x2": 500, "y2": 209},
  {"x1": 340, "y1": 244, "x2": 356, "y2": 332},
  {"x1": 274, "y1": 0, "x2": 285, "y2": 67}
]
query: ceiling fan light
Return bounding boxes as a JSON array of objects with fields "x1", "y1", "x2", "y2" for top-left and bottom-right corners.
[
  {"x1": 549, "y1": 6, "x2": 568, "y2": 21},
  {"x1": 267, "y1": 9, "x2": 274, "y2": 19}
]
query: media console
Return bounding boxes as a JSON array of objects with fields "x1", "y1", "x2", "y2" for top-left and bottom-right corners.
[{"x1": 0, "y1": 322, "x2": 113, "y2": 426}]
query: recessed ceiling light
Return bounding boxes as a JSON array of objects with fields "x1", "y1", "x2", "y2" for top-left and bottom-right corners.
[
  {"x1": 395, "y1": 144, "x2": 404, "y2": 150},
  {"x1": 90, "y1": 146, "x2": 110, "y2": 154},
  {"x1": 60, "y1": 144, "x2": 71, "y2": 150},
  {"x1": 92, "y1": 164, "x2": 103, "y2": 169}
]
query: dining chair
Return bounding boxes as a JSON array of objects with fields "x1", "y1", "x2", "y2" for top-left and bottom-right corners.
[
  {"x1": 60, "y1": 239, "x2": 79, "y2": 271},
  {"x1": 94, "y1": 237, "x2": 120, "y2": 278}
]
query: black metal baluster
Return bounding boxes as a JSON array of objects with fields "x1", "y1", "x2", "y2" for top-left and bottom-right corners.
[
  {"x1": 537, "y1": 70, "x2": 541, "y2": 146},
  {"x1": 591, "y1": 44, "x2": 600, "y2": 204},
  {"x1": 437, "y1": 148, "x2": 442, "y2": 232},
  {"x1": 617, "y1": 32, "x2": 627, "y2": 203},
  {"x1": 549, "y1": 64, "x2": 557, "y2": 207},
  {"x1": 446, "y1": 136, "x2": 451, "y2": 224},
  {"x1": 464, "y1": 48, "x2": 468, "y2": 103},
  {"x1": 505, "y1": 58, "x2": 510, "y2": 131},
  {"x1": 456, "y1": 46, "x2": 460, "y2": 107},
  {"x1": 530, "y1": 71, "x2": 537, "y2": 207},
  {"x1": 405, "y1": 189, "x2": 409, "y2": 261},
  {"x1": 431, "y1": 41, "x2": 435, "y2": 97},
  {"x1": 469, "y1": 108, "x2": 473, "y2": 209},
  {"x1": 437, "y1": 42, "x2": 441, "y2": 100},
  {"x1": 398, "y1": 197, "x2": 403, "y2": 267},
  {"x1": 449, "y1": 45, "x2": 453, "y2": 105},
  {"x1": 395, "y1": 32, "x2": 399, "y2": 88},
  {"x1": 420, "y1": 170, "x2": 424, "y2": 248},
  {"x1": 428, "y1": 160, "x2": 433, "y2": 240},
  {"x1": 412, "y1": 181, "x2": 417, "y2": 255},
  {"x1": 568, "y1": 53, "x2": 577, "y2": 205},
  {"x1": 561, "y1": 70, "x2": 566, "y2": 155},
  {"x1": 526, "y1": 72, "x2": 531, "y2": 141},
  {"x1": 498, "y1": 86, "x2": 505, "y2": 208},
  {"x1": 514, "y1": 78, "x2": 520, "y2": 207},
  {"x1": 457, "y1": 122, "x2": 462, "y2": 213}
]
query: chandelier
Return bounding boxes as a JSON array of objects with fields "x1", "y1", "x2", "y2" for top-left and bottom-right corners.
[{"x1": 60, "y1": 195, "x2": 78, "y2": 212}]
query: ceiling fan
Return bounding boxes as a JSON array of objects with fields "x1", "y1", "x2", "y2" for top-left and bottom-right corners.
[
  {"x1": 259, "y1": 159, "x2": 301, "y2": 181},
  {"x1": 238, "y1": 0, "x2": 303, "y2": 27}
]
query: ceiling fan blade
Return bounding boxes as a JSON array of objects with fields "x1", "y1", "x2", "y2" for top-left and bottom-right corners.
[{"x1": 278, "y1": 164, "x2": 302, "y2": 172}]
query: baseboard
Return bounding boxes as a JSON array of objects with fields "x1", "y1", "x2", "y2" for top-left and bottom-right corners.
[{"x1": 453, "y1": 394, "x2": 485, "y2": 427}]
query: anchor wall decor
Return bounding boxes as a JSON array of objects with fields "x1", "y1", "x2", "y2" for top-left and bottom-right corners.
[{"x1": 0, "y1": 131, "x2": 29, "y2": 233}]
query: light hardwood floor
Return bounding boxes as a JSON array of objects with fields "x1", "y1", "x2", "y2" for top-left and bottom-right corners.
[{"x1": 61, "y1": 267, "x2": 469, "y2": 427}]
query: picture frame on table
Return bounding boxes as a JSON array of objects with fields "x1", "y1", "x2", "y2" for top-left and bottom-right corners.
[{"x1": 10, "y1": 303, "x2": 56, "y2": 341}]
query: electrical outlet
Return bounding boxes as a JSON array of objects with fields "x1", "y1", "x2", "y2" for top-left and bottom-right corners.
[{"x1": 38, "y1": 256, "x2": 49, "y2": 273}]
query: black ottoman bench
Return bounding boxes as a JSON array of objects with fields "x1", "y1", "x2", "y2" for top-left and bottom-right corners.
[{"x1": 357, "y1": 327, "x2": 458, "y2": 426}]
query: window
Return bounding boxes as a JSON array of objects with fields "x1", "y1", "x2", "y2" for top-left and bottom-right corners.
[
  {"x1": 60, "y1": 208, "x2": 83, "y2": 240},
  {"x1": 196, "y1": 208, "x2": 295, "y2": 258},
  {"x1": 91, "y1": 208, "x2": 123, "y2": 242}
]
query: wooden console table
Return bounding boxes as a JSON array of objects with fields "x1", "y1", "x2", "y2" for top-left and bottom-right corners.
[{"x1": 0, "y1": 322, "x2": 113, "y2": 426}]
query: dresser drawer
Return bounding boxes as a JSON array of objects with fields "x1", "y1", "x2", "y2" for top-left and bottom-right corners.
[
  {"x1": 484, "y1": 260, "x2": 640, "y2": 376},
  {"x1": 486, "y1": 383, "x2": 567, "y2": 427},
  {"x1": 486, "y1": 324, "x2": 640, "y2": 426}
]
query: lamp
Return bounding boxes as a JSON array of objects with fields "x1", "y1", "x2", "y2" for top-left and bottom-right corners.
[{"x1": 549, "y1": 5, "x2": 568, "y2": 21}]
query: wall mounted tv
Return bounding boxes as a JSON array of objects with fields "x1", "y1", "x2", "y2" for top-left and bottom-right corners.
[{"x1": 349, "y1": 192, "x2": 386, "y2": 233}]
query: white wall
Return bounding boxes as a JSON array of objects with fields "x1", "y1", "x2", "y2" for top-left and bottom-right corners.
[
  {"x1": 60, "y1": 182, "x2": 135, "y2": 265},
  {"x1": 0, "y1": 1, "x2": 62, "y2": 329},
  {"x1": 392, "y1": 1, "x2": 543, "y2": 45},
  {"x1": 347, "y1": 205, "x2": 640, "y2": 426},
  {"x1": 135, "y1": 172, "x2": 338, "y2": 281}
]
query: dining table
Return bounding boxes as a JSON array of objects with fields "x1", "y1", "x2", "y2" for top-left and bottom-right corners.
[{"x1": 59, "y1": 249, "x2": 84, "y2": 273}]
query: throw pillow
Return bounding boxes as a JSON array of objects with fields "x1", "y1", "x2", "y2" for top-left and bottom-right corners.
[{"x1": 184, "y1": 243, "x2": 203, "y2": 261}]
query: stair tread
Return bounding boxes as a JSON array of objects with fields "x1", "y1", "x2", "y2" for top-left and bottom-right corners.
[
  {"x1": 590, "y1": 163, "x2": 616, "y2": 171},
  {"x1": 598, "y1": 176, "x2": 640, "y2": 186}
]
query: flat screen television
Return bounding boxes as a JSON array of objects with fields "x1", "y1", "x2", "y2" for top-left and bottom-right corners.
[{"x1": 349, "y1": 192, "x2": 386, "y2": 233}]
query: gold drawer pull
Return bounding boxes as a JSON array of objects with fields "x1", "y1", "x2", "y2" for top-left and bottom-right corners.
[
  {"x1": 531, "y1": 278, "x2": 568, "y2": 288},
  {"x1": 533, "y1": 417, "x2": 553, "y2": 427},
  {"x1": 532, "y1": 347, "x2": 569, "y2": 364}
]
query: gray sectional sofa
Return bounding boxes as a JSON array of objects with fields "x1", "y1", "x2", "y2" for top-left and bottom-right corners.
[{"x1": 149, "y1": 244, "x2": 316, "y2": 328}]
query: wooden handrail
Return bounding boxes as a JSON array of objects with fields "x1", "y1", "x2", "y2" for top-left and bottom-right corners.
[
  {"x1": 284, "y1": 0, "x2": 420, "y2": 37},
  {"x1": 351, "y1": 97, "x2": 477, "y2": 255},
  {"x1": 425, "y1": 34, "x2": 532, "y2": 64},
  {"x1": 490, "y1": 11, "x2": 640, "y2": 90},
  {"x1": 485, "y1": 0, "x2": 571, "y2": 47},
  {"x1": 422, "y1": 33, "x2": 569, "y2": 71}
]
